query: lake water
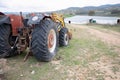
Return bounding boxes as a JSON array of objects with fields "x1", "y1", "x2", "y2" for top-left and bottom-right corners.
[{"x1": 65, "y1": 15, "x2": 120, "y2": 25}]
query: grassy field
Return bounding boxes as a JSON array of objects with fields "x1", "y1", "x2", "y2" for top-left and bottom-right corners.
[
  {"x1": 63, "y1": 14, "x2": 74, "y2": 18},
  {"x1": 1, "y1": 24, "x2": 120, "y2": 80}
]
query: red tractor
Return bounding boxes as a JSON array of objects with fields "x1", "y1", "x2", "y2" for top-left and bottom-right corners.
[{"x1": 0, "y1": 12, "x2": 72, "y2": 61}]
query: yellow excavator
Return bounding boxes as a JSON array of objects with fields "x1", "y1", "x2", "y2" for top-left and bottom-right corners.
[{"x1": 51, "y1": 13, "x2": 72, "y2": 38}]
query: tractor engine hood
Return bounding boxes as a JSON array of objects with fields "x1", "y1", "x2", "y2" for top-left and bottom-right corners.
[{"x1": 27, "y1": 14, "x2": 44, "y2": 25}]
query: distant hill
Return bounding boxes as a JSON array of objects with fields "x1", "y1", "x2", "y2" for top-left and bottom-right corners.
[
  {"x1": 3, "y1": 4, "x2": 120, "y2": 17},
  {"x1": 53, "y1": 4, "x2": 120, "y2": 17}
]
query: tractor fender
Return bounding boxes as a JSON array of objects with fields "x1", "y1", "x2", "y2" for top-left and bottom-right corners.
[
  {"x1": 0, "y1": 15, "x2": 11, "y2": 25},
  {"x1": 27, "y1": 14, "x2": 45, "y2": 25}
]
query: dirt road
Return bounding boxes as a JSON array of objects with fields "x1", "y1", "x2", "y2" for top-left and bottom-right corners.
[{"x1": 68, "y1": 24, "x2": 120, "y2": 54}]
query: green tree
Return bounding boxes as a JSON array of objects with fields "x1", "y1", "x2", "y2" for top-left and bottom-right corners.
[{"x1": 111, "y1": 9, "x2": 120, "y2": 14}]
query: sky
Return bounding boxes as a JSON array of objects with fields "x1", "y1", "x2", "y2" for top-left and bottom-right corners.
[{"x1": 0, "y1": 0, "x2": 120, "y2": 12}]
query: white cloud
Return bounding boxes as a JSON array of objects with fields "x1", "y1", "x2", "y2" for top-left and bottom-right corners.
[{"x1": 0, "y1": 0, "x2": 120, "y2": 12}]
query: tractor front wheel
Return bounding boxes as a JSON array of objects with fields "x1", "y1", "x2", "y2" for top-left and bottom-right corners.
[{"x1": 59, "y1": 27, "x2": 69, "y2": 46}]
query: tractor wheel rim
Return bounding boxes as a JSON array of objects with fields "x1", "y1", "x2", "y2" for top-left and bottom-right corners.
[
  {"x1": 48, "y1": 29, "x2": 56, "y2": 53},
  {"x1": 64, "y1": 33, "x2": 69, "y2": 45}
]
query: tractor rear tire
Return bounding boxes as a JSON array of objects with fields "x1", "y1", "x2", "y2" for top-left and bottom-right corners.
[
  {"x1": 31, "y1": 19, "x2": 58, "y2": 62},
  {"x1": 0, "y1": 24, "x2": 17, "y2": 58},
  {"x1": 59, "y1": 27, "x2": 69, "y2": 46}
]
